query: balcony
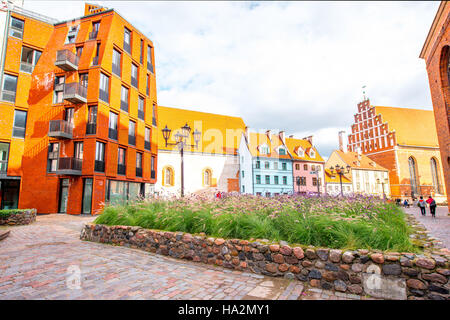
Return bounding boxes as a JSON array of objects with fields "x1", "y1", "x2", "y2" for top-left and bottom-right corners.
[
  {"x1": 108, "y1": 128, "x2": 117, "y2": 140},
  {"x1": 144, "y1": 140, "x2": 151, "y2": 151},
  {"x1": 136, "y1": 167, "x2": 142, "y2": 178},
  {"x1": 57, "y1": 157, "x2": 82, "y2": 175},
  {"x1": 64, "y1": 82, "x2": 87, "y2": 104},
  {"x1": 86, "y1": 122, "x2": 96, "y2": 135},
  {"x1": 55, "y1": 50, "x2": 79, "y2": 71},
  {"x1": 151, "y1": 170, "x2": 156, "y2": 179},
  {"x1": 48, "y1": 120, "x2": 73, "y2": 139},
  {"x1": 89, "y1": 31, "x2": 98, "y2": 40},
  {"x1": 94, "y1": 160, "x2": 105, "y2": 172},
  {"x1": 117, "y1": 164, "x2": 126, "y2": 175},
  {"x1": 128, "y1": 135, "x2": 136, "y2": 146}
]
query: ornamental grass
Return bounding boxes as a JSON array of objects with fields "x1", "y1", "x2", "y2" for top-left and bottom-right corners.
[{"x1": 94, "y1": 194, "x2": 419, "y2": 252}]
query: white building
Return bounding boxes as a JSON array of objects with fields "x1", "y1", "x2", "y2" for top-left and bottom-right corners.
[
  {"x1": 155, "y1": 106, "x2": 246, "y2": 197},
  {"x1": 324, "y1": 168, "x2": 353, "y2": 196}
]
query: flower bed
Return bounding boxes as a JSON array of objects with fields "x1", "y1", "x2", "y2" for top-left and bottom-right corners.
[
  {"x1": 94, "y1": 194, "x2": 417, "y2": 252},
  {"x1": 0, "y1": 209, "x2": 37, "y2": 226}
]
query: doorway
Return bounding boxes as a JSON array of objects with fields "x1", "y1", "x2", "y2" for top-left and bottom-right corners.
[
  {"x1": 1, "y1": 180, "x2": 20, "y2": 209},
  {"x1": 58, "y1": 178, "x2": 69, "y2": 213},
  {"x1": 81, "y1": 178, "x2": 93, "y2": 215}
]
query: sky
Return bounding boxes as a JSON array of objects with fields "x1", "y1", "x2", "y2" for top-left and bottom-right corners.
[{"x1": 22, "y1": 0, "x2": 439, "y2": 159}]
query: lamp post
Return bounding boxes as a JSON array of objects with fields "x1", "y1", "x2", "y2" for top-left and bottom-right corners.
[
  {"x1": 377, "y1": 178, "x2": 388, "y2": 200},
  {"x1": 161, "y1": 123, "x2": 201, "y2": 197},
  {"x1": 329, "y1": 164, "x2": 350, "y2": 196}
]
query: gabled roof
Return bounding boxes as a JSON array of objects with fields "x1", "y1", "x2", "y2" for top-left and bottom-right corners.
[
  {"x1": 157, "y1": 106, "x2": 246, "y2": 155},
  {"x1": 324, "y1": 169, "x2": 352, "y2": 184},
  {"x1": 335, "y1": 150, "x2": 388, "y2": 171},
  {"x1": 284, "y1": 137, "x2": 324, "y2": 162},
  {"x1": 247, "y1": 132, "x2": 291, "y2": 160},
  {"x1": 374, "y1": 106, "x2": 439, "y2": 148}
]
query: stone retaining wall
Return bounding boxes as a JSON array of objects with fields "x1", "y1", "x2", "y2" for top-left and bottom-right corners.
[
  {"x1": 81, "y1": 223, "x2": 450, "y2": 300},
  {"x1": 0, "y1": 209, "x2": 37, "y2": 226}
]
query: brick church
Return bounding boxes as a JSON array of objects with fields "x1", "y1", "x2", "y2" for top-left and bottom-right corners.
[
  {"x1": 420, "y1": 1, "x2": 450, "y2": 211},
  {"x1": 346, "y1": 99, "x2": 446, "y2": 203}
]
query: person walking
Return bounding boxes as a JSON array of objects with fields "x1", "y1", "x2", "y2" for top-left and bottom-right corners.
[
  {"x1": 417, "y1": 196, "x2": 427, "y2": 216},
  {"x1": 426, "y1": 195, "x2": 437, "y2": 218},
  {"x1": 403, "y1": 199, "x2": 409, "y2": 208}
]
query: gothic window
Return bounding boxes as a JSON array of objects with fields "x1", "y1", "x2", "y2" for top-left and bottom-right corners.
[
  {"x1": 430, "y1": 157, "x2": 442, "y2": 194},
  {"x1": 408, "y1": 157, "x2": 419, "y2": 197}
]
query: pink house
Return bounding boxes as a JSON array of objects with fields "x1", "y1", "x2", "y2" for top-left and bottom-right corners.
[{"x1": 285, "y1": 135, "x2": 326, "y2": 194}]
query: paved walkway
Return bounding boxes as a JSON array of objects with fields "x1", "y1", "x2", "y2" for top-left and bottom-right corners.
[
  {"x1": 403, "y1": 206, "x2": 450, "y2": 250},
  {"x1": 0, "y1": 214, "x2": 364, "y2": 300}
]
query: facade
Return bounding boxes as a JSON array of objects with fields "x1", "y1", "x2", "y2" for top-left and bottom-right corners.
[
  {"x1": 347, "y1": 99, "x2": 446, "y2": 203},
  {"x1": 239, "y1": 130, "x2": 294, "y2": 196},
  {"x1": 420, "y1": 1, "x2": 450, "y2": 210},
  {"x1": 0, "y1": 1, "x2": 57, "y2": 209},
  {"x1": 284, "y1": 135, "x2": 325, "y2": 195},
  {"x1": 1, "y1": 3, "x2": 158, "y2": 214},
  {"x1": 326, "y1": 149, "x2": 390, "y2": 198},
  {"x1": 156, "y1": 106, "x2": 245, "y2": 197},
  {"x1": 324, "y1": 168, "x2": 353, "y2": 196}
]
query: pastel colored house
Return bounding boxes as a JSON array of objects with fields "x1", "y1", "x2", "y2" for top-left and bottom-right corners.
[
  {"x1": 324, "y1": 168, "x2": 353, "y2": 196},
  {"x1": 239, "y1": 130, "x2": 294, "y2": 196},
  {"x1": 156, "y1": 106, "x2": 245, "y2": 197},
  {"x1": 284, "y1": 135, "x2": 325, "y2": 195}
]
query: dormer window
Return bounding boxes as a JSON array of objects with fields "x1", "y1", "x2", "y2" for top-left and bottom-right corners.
[
  {"x1": 296, "y1": 147, "x2": 305, "y2": 157},
  {"x1": 66, "y1": 25, "x2": 79, "y2": 44},
  {"x1": 308, "y1": 149, "x2": 316, "y2": 158},
  {"x1": 258, "y1": 144, "x2": 270, "y2": 155},
  {"x1": 277, "y1": 147, "x2": 286, "y2": 155}
]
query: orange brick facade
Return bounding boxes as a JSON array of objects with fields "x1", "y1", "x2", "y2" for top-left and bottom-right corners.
[
  {"x1": 0, "y1": 4, "x2": 158, "y2": 214},
  {"x1": 420, "y1": 1, "x2": 450, "y2": 211}
]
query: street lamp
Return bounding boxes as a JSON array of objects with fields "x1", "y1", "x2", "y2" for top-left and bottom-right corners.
[
  {"x1": 377, "y1": 178, "x2": 389, "y2": 200},
  {"x1": 161, "y1": 123, "x2": 201, "y2": 197},
  {"x1": 329, "y1": 164, "x2": 350, "y2": 196}
]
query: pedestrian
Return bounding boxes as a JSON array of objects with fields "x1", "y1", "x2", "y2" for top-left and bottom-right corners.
[
  {"x1": 403, "y1": 199, "x2": 409, "y2": 208},
  {"x1": 426, "y1": 195, "x2": 437, "y2": 218},
  {"x1": 417, "y1": 196, "x2": 427, "y2": 216}
]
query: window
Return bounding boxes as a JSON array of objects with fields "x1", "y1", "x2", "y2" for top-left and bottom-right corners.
[
  {"x1": 10, "y1": 17, "x2": 24, "y2": 39},
  {"x1": 136, "y1": 152, "x2": 143, "y2": 177},
  {"x1": 131, "y1": 63, "x2": 138, "y2": 87},
  {"x1": 66, "y1": 25, "x2": 79, "y2": 44},
  {"x1": 2, "y1": 74, "x2": 18, "y2": 102},
  {"x1": 121, "y1": 86, "x2": 129, "y2": 112},
  {"x1": 312, "y1": 177, "x2": 318, "y2": 186},
  {"x1": 311, "y1": 165, "x2": 315, "y2": 171},
  {"x1": 304, "y1": 164, "x2": 308, "y2": 171},
  {"x1": 108, "y1": 112, "x2": 118, "y2": 140},
  {"x1": 256, "y1": 175, "x2": 261, "y2": 184},
  {"x1": 265, "y1": 175, "x2": 270, "y2": 184},
  {"x1": 259, "y1": 145, "x2": 269, "y2": 155},
  {"x1": 264, "y1": 161, "x2": 270, "y2": 169},
  {"x1": 295, "y1": 164, "x2": 300, "y2": 170},
  {"x1": 93, "y1": 42, "x2": 100, "y2": 65},
  {"x1": 79, "y1": 73, "x2": 88, "y2": 88},
  {"x1": 430, "y1": 158, "x2": 442, "y2": 194},
  {"x1": 20, "y1": 47, "x2": 41, "y2": 73},
  {"x1": 123, "y1": 27, "x2": 131, "y2": 54},
  {"x1": 146, "y1": 73, "x2": 150, "y2": 95},
  {"x1": 274, "y1": 176, "x2": 279, "y2": 185},
  {"x1": 278, "y1": 148, "x2": 286, "y2": 155},
  {"x1": 145, "y1": 127, "x2": 151, "y2": 150},
  {"x1": 163, "y1": 167, "x2": 174, "y2": 186},
  {"x1": 129, "y1": 120, "x2": 136, "y2": 146},
  {"x1": 299, "y1": 177, "x2": 306, "y2": 186},
  {"x1": 112, "y1": 49, "x2": 121, "y2": 76},
  {"x1": 0, "y1": 143, "x2": 9, "y2": 174},
  {"x1": 95, "y1": 141, "x2": 105, "y2": 172},
  {"x1": 151, "y1": 156, "x2": 155, "y2": 173},
  {"x1": 118, "y1": 148, "x2": 126, "y2": 175},
  {"x1": 283, "y1": 176, "x2": 287, "y2": 185},
  {"x1": 86, "y1": 106, "x2": 97, "y2": 134},
  {"x1": 140, "y1": 39, "x2": 144, "y2": 64},
  {"x1": 12, "y1": 110, "x2": 27, "y2": 138},
  {"x1": 152, "y1": 103, "x2": 157, "y2": 126},
  {"x1": 147, "y1": 45, "x2": 153, "y2": 72},
  {"x1": 138, "y1": 96, "x2": 145, "y2": 120},
  {"x1": 265, "y1": 192, "x2": 271, "y2": 197},
  {"x1": 282, "y1": 162, "x2": 287, "y2": 170},
  {"x1": 53, "y1": 75, "x2": 65, "y2": 104},
  {"x1": 65, "y1": 108, "x2": 74, "y2": 126},
  {"x1": 76, "y1": 46, "x2": 83, "y2": 57},
  {"x1": 47, "y1": 143, "x2": 59, "y2": 172},
  {"x1": 99, "y1": 73, "x2": 109, "y2": 102},
  {"x1": 242, "y1": 185, "x2": 245, "y2": 193},
  {"x1": 74, "y1": 142, "x2": 83, "y2": 160},
  {"x1": 90, "y1": 21, "x2": 100, "y2": 39},
  {"x1": 203, "y1": 169, "x2": 211, "y2": 186},
  {"x1": 241, "y1": 170, "x2": 245, "y2": 178},
  {"x1": 255, "y1": 161, "x2": 260, "y2": 169}
]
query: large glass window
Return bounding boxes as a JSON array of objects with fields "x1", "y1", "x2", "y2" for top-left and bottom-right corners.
[
  {"x1": 256, "y1": 175, "x2": 261, "y2": 184},
  {"x1": 138, "y1": 96, "x2": 145, "y2": 120},
  {"x1": 265, "y1": 175, "x2": 270, "y2": 184},
  {"x1": 95, "y1": 141, "x2": 105, "y2": 172},
  {"x1": 10, "y1": 17, "x2": 24, "y2": 39},
  {"x1": 53, "y1": 75, "x2": 65, "y2": 104},
  {"x1": 86, "y1": 106, "x2": 97, "y2": 134},
  {"x1": 107, "y1": 180, "x2": 127, "y2": 205},
  {"x1": 147, "y1": 45, "x2": 153, "y2": 71},
  {"x1": 47, "y1": 143, "x2": 59, "y2": 172},
  {"x1": 20, "y1": 47, "x2": 41, "y2": 73},
  {"x1": 408, "y1": 156, "x2": 419, "y2": 196},
  {"x1": 112, "y1": 48, "x2": 121, "y2": 76},
  {"x1": 152, "y1": 103, "x2": 157, "y2": 125},
  {"x1": 131, "y1": 63, "x2": 138, "y2": 87},
  {"x1": 82, "y1": 178, "x2": 93, "y2": 214},
  {"x1": 74, "y1": 142, "x2": 83, "y2": 160},
  {"x1": 121, "y1": 86, "x2": 129, "y2": 112},
  {"x1": 99, "y1": 73, "x2": 109, "y2": 102},
  {"x1": 108, "y1": 112, "x2": 118, "y2": 140},
  {"x1": 136, "y1": 152, "x2": 142, "y2": 177},
  {"x1": 431, "y1": 158, "x2": 442, "y2": 194},
  {"x1": 145, "y1": 127, "x2": 151, "y2": 150},
  {"x1": 0, "y1": 143, "x2": 9, "y2": 174},
  {"x1": 12, "y1": 110, "x2": 27, "y2": 138},
  {"x1": 128, "y1": 120, "x2": 136, "y2": 145},
  {"x1": 118, "y1": 147, "x2": 126, "y2": 175},
  {"x1": 2, "y1": 74, "x2": 18, "y2": 102},
  {"x1": 123, "y1": 27, "x2": 131, "y2": 54}
]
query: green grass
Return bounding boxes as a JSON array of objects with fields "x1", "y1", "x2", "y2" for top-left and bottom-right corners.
[
  {"x1": 94, "y1": 195, "x2": 419, "y2": 252},
  {"x1": 0, "y1": 209, "x2": 31, "y2": 218}
]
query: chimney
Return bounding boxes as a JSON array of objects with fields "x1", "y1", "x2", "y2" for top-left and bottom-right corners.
[
  {"x1": 338, "y1": 130, "x2": 347, "y2": 152},
  {"x1": 266, "y1": 130, "x2": 272, "y2": 141},
  {"x1": 289, "y1": 135, "x2": 294, "y2": 138},
  {"x1": 303, "y1": 135, "x2": 313, "y2": 145},
  {"x1": 279, "y1": 131, "x2": 286, "y2": 144}
]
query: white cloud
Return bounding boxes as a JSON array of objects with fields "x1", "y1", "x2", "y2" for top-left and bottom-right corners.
[{"x1": 22, "y1": 1, "x2": 439, "y2": 158}]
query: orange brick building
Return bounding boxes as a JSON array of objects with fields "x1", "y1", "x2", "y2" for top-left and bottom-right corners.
[
  {"x1": 347, "y1": 99, "x2": 446, "y2": 203},
  {"x1": 420, "y1": 1, "x2": 450, "y2": 211},
  {"x1": 1, "y1": 3, "x2": 158, "y2": 214}
]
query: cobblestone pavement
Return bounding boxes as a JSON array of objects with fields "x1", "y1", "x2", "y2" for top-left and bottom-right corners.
[
  {"x1": 0, "y1": 214, "x2": 367, "y2": 300},
  {"x1": 403, "y1": 206, "x2": 450, "y2": 251}
]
